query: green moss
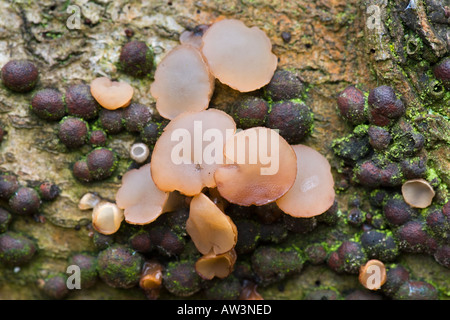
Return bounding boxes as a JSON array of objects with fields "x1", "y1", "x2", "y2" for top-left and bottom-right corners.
[
  {"x1": 331, "y1": 128, "x2": 370, "y2": 162},
  {"x1": 97, "y1": 244, "x2": 143, "y2": 289},
  {"x1": 251, "y1": 245, "x2": 305, "y2": 286},
  {"x1": 426, "y1": 167, "x2": 441, "y2": 184},
  {"x1": 204, "y1": 276, "x2": 241, "y2": 300},
  {"x1": 163, "y1": 260, "x2": 202, "y2": 297}
]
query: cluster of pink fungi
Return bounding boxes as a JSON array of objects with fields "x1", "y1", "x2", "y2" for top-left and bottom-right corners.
[{"x1": 86, "y1": 19, "x2": 336, "y2": 280}]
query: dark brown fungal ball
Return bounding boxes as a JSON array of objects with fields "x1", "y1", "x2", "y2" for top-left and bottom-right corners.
[
  {"x1": 326, "y1": 251, "x2": 342, "y2": 272},
  {"x1": 149, "y1": 225, "x2": 185, "y2": 257},
  {"x1": 129, "y1": 230, "x2": 153, "y2": 253},
  {"x1": 0, "y1": 126, "x2": 3, "y2": 144},
  {"x1": 164, "y1": 207, "x2": 189, "y2": 236},
  {"x1": 396, "y1": 220, "x2": 437, "y2": 254},
  {"x1": 347, "y1": 207, "x2": 364, "y2": 227},
  {"x1": 1, "y1": 60, "x2": 39, "y2": 93},
  {"x1": 0, "y1": 174, "x2": 19, "y2": 200},
  {"x1": 163, "y1": 260, "x2": 202, "y2": 297},
  {"x1": 92, "y1": 231, "x2": 114, "y2": 251},
  {"x1": 123, "y1": 103, "x2": 152, "y2": 132},
  {"x1": 0, "y1": 208, "x2": 12, "y2": 233},
  {"x1": 332, "y1": 132, "x2": 371, "y2": 163},
  {"x1": 382, "y1": 264, "x2": 410, "y2": 298},
  {"x1": 68, "y1": 253, "x2": 98, "y2": 289},
  {"x1": 345, "y1": 290, "x2": 383, "y2": 300},
  {"x1": 86, "y1": 148, "x2": 118, "y2": 181},
  {"x1": 254, "y1": 203, "x2": 283, "y2": 225},
  {"x1": 251, "y1": 245, "x2": 304, "y2": 286},
  {"x1": 234, "y1": 219, "x2": 260, "y2": 254},
  {"x1": 383, "y1": 196, "x2": 416, "y2": 226},
  {"x1": 353, "y1": 157, "x2": 403, "y2": 188},
  {"x1": 426, "y1": 207, "x2": 450, "y2": 240},
  {"x1": 0, "y1": 231, "x2": 37, "y2": 266},
  {"x1": 353, "y1": 160, "x2": 381, "y2": 188},
  {"x1": 42, "y1": 274, "x2": 70, "y2": 300},
  {"x1": 433, "y1": 57, "x2": 450, "y2": 90},
  {"x1": 304, "y1": 243, "x2": 327, "y2": 265},
  {"x1": 89, "y1": 130, "x2": 107, "y2": 147},
  {"x1": 368, "y1": 126, "x2": 392, "y2": 150},
  {"x1": 140, "y1": 120, "x2": 164, "y2": 146},
  {"x1": 369, "y1": 189, "x2": 389, "y2": 208},
  {"x1": 394, "y1": 280, "x2": 438, "y2": 300},
  {"x1": 317, "y1": 199, "x2": 339, "y2": 225},
  {"x1": 281, "y1": 31, "x2": 292, "y2": 43},
  {"x1": 336, "y1": 86, "x2": 367, "y2": 125},
  {"x1": 387, "y1": 130, "x2": 425, "y2": 161},
  {"x1": 366, "y1": 214, "x2": 387, "y2": 230},
  {"x1": 380, "y1": 162, "x2": 403, "y2": 187},
  {"x1": 434, "y1": 245, "x2": 450, "y2": 268},
  {"x1": 265, "y1": 70, "x2": 305, "y2": 101},
  {"x1": 72, "y1": 160, "x2": 92, "y2": 183},
  {"x1": 39, "y1": 182, "x2": 60, "y2": 201},
  {"x1": 226, "y1": 204, "x2": 254, "y2": 221},
  {"x1": 58, "y1": 117, "x2": 89, "y2": 149},
  {"x1": 328, "y1": 241, "x2": 366, "y2": 274},
  {"x1": 266, "y1": 100, "x2": 314, "y2": 144},
  {"x1": 204, "y1": 276, "x2": 241, "y2": 300},
  {"x1": 124, "y1": 28, "x2": 134, "y2": 38},
  {"x1": 443, "y1": 201, "x2": 450, "y2": 217},
  {"x1": 233, "y1": 260, "x2": 254, "y2": 281},
  {"x1": 65, "y1": 84, "x2": 100, "y2": 120},
  {"x1": 99, "y1": 108, "x2": 124, "y2": 134},
  {"x1": 282, "y1": 215, "x2": 317, "y2": 234},
  {"x1": 9, "y1": 187, "x2": 41, "y2": 216},
  {"x1": 31, "y1": 88, "x2": 66, "y2": 121},
  {"x1": 400, "y1": 156, "x2": 427, "y2": 179},
  {"x1": 97, "y1": 244, "x2": 144, "y2": 289},
  {"x1": 259, "y1": 221, "x2": 288, "y2": 244},
  {"x1": 119, "y1": 41, "x2": 154, "y2": 78},
  {"x1": 368, "y1": 85, "x2": 405, "y2": 126},
  {"x1": 360, "y1": 229, "x2": 399, "y2": 261},
  {"x1": 231, "y1": 97, "x2": 269, "y2": 129},
  {"x1": 337, "y1": 241, "x2": 367, "y2": 274}
]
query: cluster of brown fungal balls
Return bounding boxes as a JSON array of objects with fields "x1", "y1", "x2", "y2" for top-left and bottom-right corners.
[{"x1": 109, "y1": 19, "x2": 336, "y2": 281}]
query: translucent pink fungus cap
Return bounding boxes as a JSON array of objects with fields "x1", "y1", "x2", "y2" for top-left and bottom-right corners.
[
  {"x1": 201, "y1": 19, "x2": 277, "y2": 92},
  {"x1": 150, "y1": 45, "x2": 214, "y2": 120},
  {"x1": 276, "y1": 144, "x2": 335, "y2": 218}
]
